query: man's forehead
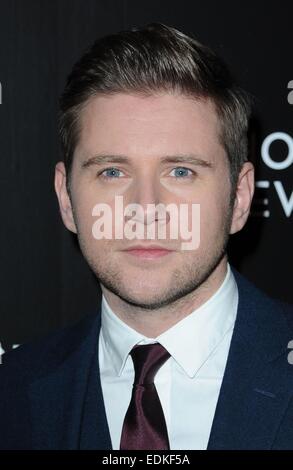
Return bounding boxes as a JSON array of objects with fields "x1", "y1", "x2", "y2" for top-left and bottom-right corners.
[
  {"x1": 74, "y1": 92, "x2": 224, "y2": 167},
  {"x1": 79, "y1": 92, "x2": 220, "y2": 140},
  {"x1": 80, "y1": 91, "x2": 219, "y2": 123}
]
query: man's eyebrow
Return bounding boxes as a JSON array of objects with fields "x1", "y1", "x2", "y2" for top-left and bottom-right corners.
[
  {"x1": 160, "y1": 155, "x2": 213, "y2": 168},
  {"x1": 81, "y1": 153, "x2": 213, "y2": 169},
  {"x1": 81, "y1": 154, "x2": 130, "y2": 168}
]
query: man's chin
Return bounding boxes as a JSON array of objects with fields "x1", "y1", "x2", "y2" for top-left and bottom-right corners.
[
  {"x1": 109, "y1": 288, "x2": 173, "y2": 310},
  {"x1": 99, "y1": 276, "x2": 170, "y2": 309},
  {"x1": 101, "y1": 277, "x2": 196, "y2": 311}
]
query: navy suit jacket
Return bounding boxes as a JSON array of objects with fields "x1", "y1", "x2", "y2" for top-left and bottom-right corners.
[{"x1": 0, "y1": 269, "x2": 293, "y2": 450}]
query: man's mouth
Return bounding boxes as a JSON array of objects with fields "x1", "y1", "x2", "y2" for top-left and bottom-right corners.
[{"x1": 121, "y1": 244, "x2": 175, "y2": 259}]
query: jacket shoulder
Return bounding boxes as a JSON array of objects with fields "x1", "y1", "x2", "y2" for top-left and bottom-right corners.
[
  {"x1": 232, "y1": 267, "x2": 293, "y2": 349},
  {"x1": 0, "y1": 311, "x2": 100, "y2": 384}
]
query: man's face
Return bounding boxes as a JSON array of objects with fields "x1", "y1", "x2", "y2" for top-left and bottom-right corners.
[{"x1": 55, "y1": 92, "x2": 253, "y2": 309}]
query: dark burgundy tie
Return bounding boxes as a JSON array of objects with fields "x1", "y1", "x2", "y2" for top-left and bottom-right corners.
[{"x1": 120, "y1": 343, "x2": 171, "y2": 450}]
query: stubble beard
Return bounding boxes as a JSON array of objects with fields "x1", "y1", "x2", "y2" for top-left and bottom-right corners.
[{"x1": 74, "y1": 200, "x2": 234, "y2": 312}]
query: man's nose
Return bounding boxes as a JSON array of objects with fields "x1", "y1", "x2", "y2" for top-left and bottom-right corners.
[{"x1": 127, "y1": 175, "x2": 165, "y2": 225}]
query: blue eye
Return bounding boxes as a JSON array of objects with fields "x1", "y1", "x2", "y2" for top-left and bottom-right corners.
[
  {"x1": 171, "y1": 167, "x2": 193, "y2": 178},
  {"x1": 101, "y1": 168, "x2": 123, "y2": 178}
]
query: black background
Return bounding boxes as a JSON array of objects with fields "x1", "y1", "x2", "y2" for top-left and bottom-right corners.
[{"x1": 0, "y1": 0, "x2": 292, "y2": 345}]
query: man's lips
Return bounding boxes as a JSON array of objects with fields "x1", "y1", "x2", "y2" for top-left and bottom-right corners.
[{"x1": 122, "y1": 245, "x2": 175, "y2": 259}]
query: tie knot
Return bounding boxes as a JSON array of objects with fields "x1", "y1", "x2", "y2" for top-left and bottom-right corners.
[{"x1": 130, "y1": 343, "x2": 170, "y2": 385}]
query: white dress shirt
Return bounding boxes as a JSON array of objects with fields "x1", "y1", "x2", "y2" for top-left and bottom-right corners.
[{"x1": 98, "y1": 263, "x2": 238, "y2": 450}]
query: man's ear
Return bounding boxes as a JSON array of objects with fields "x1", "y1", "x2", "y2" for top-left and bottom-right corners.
[
  {"x1": 54, "y1": 162, "x2": 77, "y2": 233},
  {"x1": 230, "y1": 161, "x2": 255, "y2": 235}
]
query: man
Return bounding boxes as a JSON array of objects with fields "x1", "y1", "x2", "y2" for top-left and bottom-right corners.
[{"x1": 0, "y1": 23, "x2": 292, "y2": 450}]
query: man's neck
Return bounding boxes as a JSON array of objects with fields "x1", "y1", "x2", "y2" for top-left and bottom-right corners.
[{"x1": 101, "y1": 257, "x2": 228, "y2": 338}]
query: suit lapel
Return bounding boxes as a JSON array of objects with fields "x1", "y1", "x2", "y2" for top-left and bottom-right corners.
[
  {"x1": 208, "y1": 271, "x2": 293, "y2": 449},
  {"x1": 79, "y1": 321, "x2": 112, "y2": 450},
  {"x1": 28, "y1": 312, "x2": 112, "y2": 449}
]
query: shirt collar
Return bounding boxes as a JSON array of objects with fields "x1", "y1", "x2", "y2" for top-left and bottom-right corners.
[
  {"x1": 101, "y1": 263, "x2": 238, "y2": 378},
  {"x1": 101, "y1": 296, "x2": 147, "y2": 376}
]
